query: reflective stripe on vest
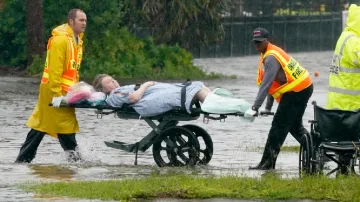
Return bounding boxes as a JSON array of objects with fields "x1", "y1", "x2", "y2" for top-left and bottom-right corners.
[
  {"x1": 328, "y1": 34, "x2": 360, "y2": 96},
  {"x1": 257, "y1": 43, "x2": 312, "y2": 102},
  {"x1": 41, "y1": 35, "x2": 82, "y2": 92},
  {"x1": 330, "y1": 34, "x2": 356, "y2": 75}
]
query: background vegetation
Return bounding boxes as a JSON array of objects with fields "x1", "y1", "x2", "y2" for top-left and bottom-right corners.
[{"x1": 0, "y1": 0, "x2": 232, "y2": 80}]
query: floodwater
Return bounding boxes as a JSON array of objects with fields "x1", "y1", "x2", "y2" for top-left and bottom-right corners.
[{"x1": 0, "y1": 51, "x2": 333, "y2": 201}]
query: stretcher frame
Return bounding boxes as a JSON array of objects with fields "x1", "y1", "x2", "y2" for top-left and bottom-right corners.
[{"x1": 54, "y1": 101, "x2": 271, "y2": 167}]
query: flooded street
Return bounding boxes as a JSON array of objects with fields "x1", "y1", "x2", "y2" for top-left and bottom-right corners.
[{"x1": 0, "y1": 51, "x2": 332, "y2": 201}]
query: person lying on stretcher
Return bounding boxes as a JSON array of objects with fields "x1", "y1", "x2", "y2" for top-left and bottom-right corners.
[{"x1": 92, "y1": 74, "x2": 254, "y2": 119}]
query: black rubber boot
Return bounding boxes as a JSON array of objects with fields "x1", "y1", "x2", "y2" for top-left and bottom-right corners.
[
  {"x1": 58, "y1": 134, "x2": 82, "y2": 162},
  {"x1": 249, "y1": 160, "x2": 275, "y2": 170},
  {"x1": 249, "y1": 141, "x2": 278, "y2": 170}
]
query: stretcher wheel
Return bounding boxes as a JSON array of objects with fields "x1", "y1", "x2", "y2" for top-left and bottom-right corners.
[
  {"x1": 183, "y1": 124, "x2": 213, "y2": 165},
  {"x1": 152, "y1": 126, "x2": 200, "y2": 167},
  {"x1": 299, "y1": 133, "x2": 311, "y2": 177}
]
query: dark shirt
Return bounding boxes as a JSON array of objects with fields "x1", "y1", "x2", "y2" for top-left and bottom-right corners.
[{"x1": 253, "y1": 55, "x2": 287, "y2": 110}]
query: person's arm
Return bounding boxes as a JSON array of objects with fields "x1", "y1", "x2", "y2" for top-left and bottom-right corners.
[
  {"x1": 47, "y1": 35, "x2": 67, "y2": 97},
  {"x1": 252, "y1": 55, "x2": 281, "y2": 110},
  {"x1": 128, "y1": 81, "x2": 156, "y2": 103},
  {"x1": 265, "y1": 94, "x2": 274, "y2": 111}
]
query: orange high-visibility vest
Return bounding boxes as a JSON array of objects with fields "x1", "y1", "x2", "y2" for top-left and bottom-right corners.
[
  {"x1": 41, "y1": 35, "x2": 82, "y2": 92},
  {"x1": 256, "y1": 43, "x2": 312, "y2": 102}
]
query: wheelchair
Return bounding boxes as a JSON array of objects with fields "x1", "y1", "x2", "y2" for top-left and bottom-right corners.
[{"x1": 299, "y1": 101, "x2": 360, "y2": 177}]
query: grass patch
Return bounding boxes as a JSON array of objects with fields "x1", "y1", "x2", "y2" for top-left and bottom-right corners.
[
  {"x1": 247, "y1": 145, "x2": 300, "y2": 153},
  {"x1": 23, "y1": 174, "x2": 360, "y2": 201},
  {"x1": 281, "y1": 145, "x2": 300, "y2": 153}
]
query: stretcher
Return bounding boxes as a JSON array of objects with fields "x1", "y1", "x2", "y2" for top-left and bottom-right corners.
[{"x1": 54, "y1": 101, "x2": 272, "y2": 167}]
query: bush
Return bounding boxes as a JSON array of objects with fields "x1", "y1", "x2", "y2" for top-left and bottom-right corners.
[
  {"x1": 29, "y1": 27, "x2": 217, "y2": 80},
  {"x1": 0, "y1": 0, "x2": 26, "y2": 67},
  {"x1": 1, "y1": 0, "x2": 228, "y2": 80}
]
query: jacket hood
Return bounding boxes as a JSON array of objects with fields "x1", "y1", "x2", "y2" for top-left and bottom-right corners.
[
  {"x1": 51, "y1": 23, "x2": 84, "y2": 39},
  {"x1": 345, "y1": 4, "x2": 360, "y2": 36}
]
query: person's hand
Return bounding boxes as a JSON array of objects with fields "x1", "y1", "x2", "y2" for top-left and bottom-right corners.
[
  {"x1": 244, "y1": 108, "x2": 257, "y2": 122},
  {"x1": 51, "y1": 96, "x2": 64, "y2": 108},
  {"x1": 143, "y1": 81, "x2": 157, "y2": 87}
]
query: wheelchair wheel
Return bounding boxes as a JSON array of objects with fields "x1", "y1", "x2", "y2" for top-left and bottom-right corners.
[
  {"x1": 299, "y1": 134, "x2": 311, "y2": 177},
  {"x1": 307, "y1": 133, "x2": 318, "y2": 174},
  {"x1": 350, "y1": 156, "x2": 360, "y2": 176},
  {"x1": 152, "y1": 126, "x2": 200, "y2": 167},
  {"x1": 183, "y1": 124, "x2": 213, "y2": 165}
]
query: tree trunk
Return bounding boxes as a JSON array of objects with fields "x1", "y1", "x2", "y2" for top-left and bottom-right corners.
[
  {"x1": 26, "y1": 0, "x2": 45, "y2": 68},
  {"x1": 0, "y1": 0, "x2": 4, "y2": 11}
]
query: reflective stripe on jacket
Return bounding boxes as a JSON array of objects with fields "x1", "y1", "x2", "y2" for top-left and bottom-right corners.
[
  {"x1": 257, "y1": 43, "x2": 312, "y2": 102},
  {"x1": 41, "y1": 35, "x2": 82, "y2": 92}
]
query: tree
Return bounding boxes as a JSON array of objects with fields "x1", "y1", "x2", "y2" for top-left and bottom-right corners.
[
  {"x1": 26, "y1": 0, "x2": 45, "y2": 68},
  {"x1": 137, "y1": 0, "x2": 232, "y2": 49}
]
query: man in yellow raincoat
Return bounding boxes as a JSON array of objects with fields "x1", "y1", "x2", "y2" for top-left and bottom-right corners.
[{"x1": 15, "y1": 9, "x2": 87, "y2": 163}]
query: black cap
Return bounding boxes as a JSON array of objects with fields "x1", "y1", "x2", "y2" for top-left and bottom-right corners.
[{"x1": 252, "y1": 27, "x2": 269, "y2": 41}]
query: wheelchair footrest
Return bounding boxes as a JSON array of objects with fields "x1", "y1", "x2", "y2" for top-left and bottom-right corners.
[
  {"x1": 104, "y1": 140, "x2": 138, "y2": 153},
  {"x1": 320, "y1": 142, "x2": 360, "y2": 152}
]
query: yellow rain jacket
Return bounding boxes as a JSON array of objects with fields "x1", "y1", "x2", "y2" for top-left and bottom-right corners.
[
  {"x1": 327, "y1": 4, "x2": 360, "y2": 110},
  {"x1": 26, "y1": 24, "x2": 84, "y2": 138}
]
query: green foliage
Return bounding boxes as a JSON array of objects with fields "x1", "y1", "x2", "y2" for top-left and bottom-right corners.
[
  {"x1": 27, "y1": 55, "x2": 45, "y2": 76},
  {"x1": 0, "y1": 0, "x2": 27, "y2": 67},
  {"x1": 0, "y1": 0, "x2": 229, "y2": 79},
  {"x1": 79, "y1": 27, "x2": 209, "y2": 80}
]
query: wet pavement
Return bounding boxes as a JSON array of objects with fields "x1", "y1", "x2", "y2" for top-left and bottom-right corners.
[{"x1": 0, "y1": 51, "x2": 333, "y2": 201}]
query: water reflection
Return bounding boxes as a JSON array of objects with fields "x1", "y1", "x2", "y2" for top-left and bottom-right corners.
[{"x1": 28, "y1": 165, "x2": 75, "y2": 181}]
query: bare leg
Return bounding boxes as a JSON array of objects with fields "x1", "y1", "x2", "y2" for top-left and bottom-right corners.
[{"x1": 195, "y1": 87, "x2": 211, "y2": 103}]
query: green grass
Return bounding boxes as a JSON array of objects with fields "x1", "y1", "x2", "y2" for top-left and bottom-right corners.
[
  {"x1": 247, "y1": 145, "x2": 300, "y2": 153},
  {"x1": 23, "y1": 174, "x2": 360, "y2": 202}
]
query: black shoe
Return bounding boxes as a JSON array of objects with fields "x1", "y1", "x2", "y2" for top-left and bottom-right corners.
[
  {"x1": 14, "y1": 158, "x2": 31, "y2": 164},
  {"x1": 14, "y1": 160, "x2": 27, "y2": 163},
  {"x1": 249, "y1": 162, "x2": 274, "y2": 170},
  {"x1": 66, "y1": 150, "x2": 82, "y2": 163}
]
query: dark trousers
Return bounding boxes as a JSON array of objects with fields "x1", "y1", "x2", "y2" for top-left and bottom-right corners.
[
  {"x1": 15, "y1": 129, "x2": 80, "y2": 163},
  {"x1": 259, "y1": 84, "x2": 314, "y2": 169}
]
